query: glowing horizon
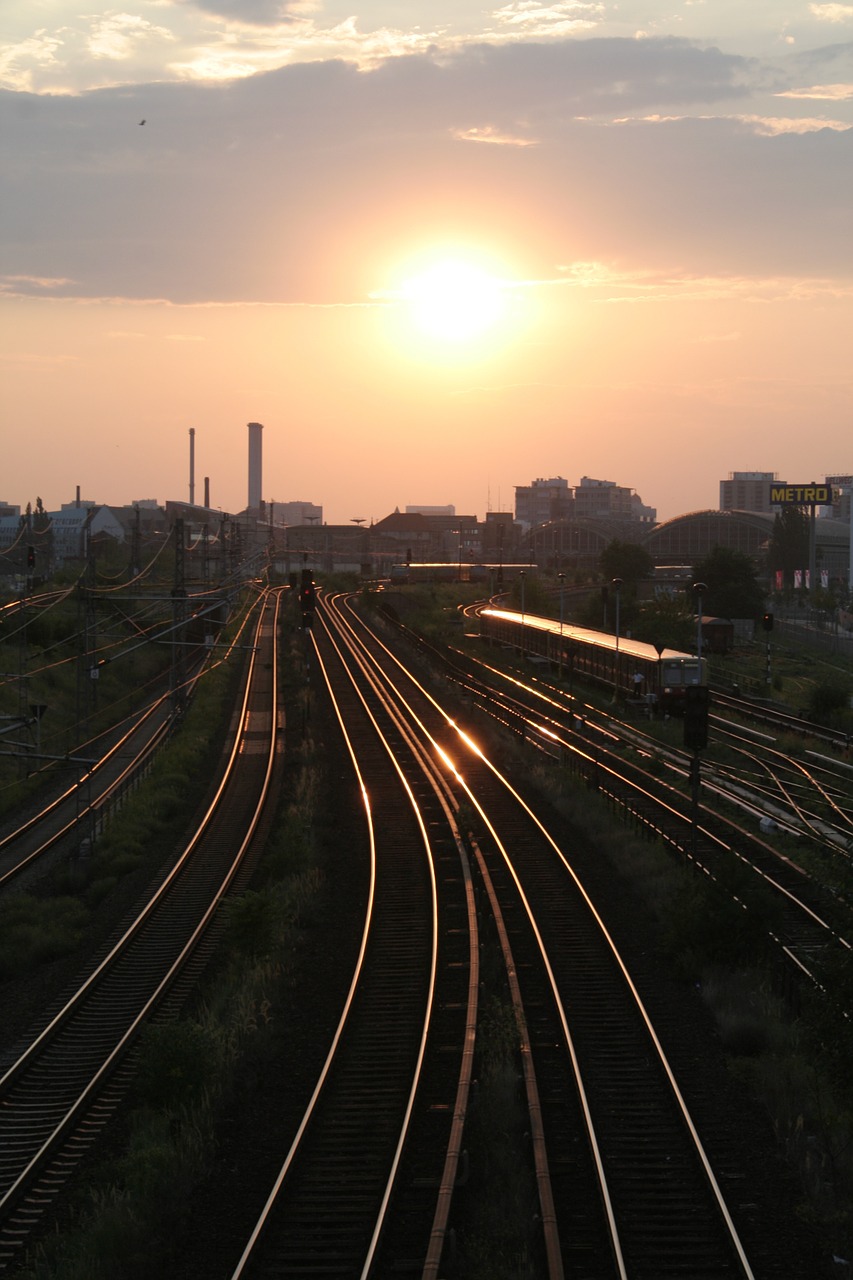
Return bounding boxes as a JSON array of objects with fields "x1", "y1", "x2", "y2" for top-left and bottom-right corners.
[{"x1": 1, "y1": 2, "x2": 851, "y2": 522}]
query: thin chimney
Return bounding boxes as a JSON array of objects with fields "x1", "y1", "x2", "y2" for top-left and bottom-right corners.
[{"x1": 247, "y1": 422, "x2": 263, "y2": 512}]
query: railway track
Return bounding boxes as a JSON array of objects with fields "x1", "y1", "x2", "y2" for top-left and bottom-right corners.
[
  {"x1": 230, "y1": 594, "x2": 478, "y2": 1278},
  {"x1": 0, "y1": 586, "x2": 831, "y2": 1276},
  {"x1": 232, "y1": 592, "x2": 767, "y2": 1278},
  {"x1": 0, "y1": 694, "x2": 174, "y2": 892},
  {"x1": 712, "y1": 689, "x2": 852, "y2": 753},
  {"x1": 413, "y1": 624, "x2": 853, "y2": 986},
  {"x1": 0, "y1": 588, "x2": 267, "y2": 895},
  {"x1": 0, "y1": 590, "x2": 283, "y2": 1270}
]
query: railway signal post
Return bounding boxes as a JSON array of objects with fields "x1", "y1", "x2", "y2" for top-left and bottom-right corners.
[{"x1": 762, "y1": 611, "x2": 773, "y2": 684}]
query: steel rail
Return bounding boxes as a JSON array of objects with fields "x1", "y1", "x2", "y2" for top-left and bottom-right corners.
[
  {"x1": 423, "y1": 632, "x2": 853, "y2": 962},
  {"x1": 341, "y1": 597, "x2": 626, "y2": 1274},
  {"x1": 0, "y1": 590, "x2": 280, "y2": 1255},
  {"x1": 228, "y1": 618, "x2": 379, "y2": 1279},
  {"x1": 476, "y1": 689, "x2": 853, "y2": 970},
  {"x1": 231, "y1": 595, "x2": 441, "y2": 1280},
  {"x1": 0, "y1": 710, "x2": 172, "y2": 891},
  {"x1": 321, "y1": 595, "x2": 486, "y2": 1280},
  {"x1": 341, "y1": 595, "x2": 759, "y2": 1278},
  {"x1": 712, "y1": 728, "x2": 853, "y2": 843}
]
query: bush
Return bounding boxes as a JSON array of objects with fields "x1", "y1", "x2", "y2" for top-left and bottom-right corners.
[
  {"x1": 808, "y1": 679, "x2": 852, "y2": 723},
  {"x1": 134, "y1": 1020, "x2": 225, "y2": 1110},
  {"x1": 0, "y1": 895, "x2": 89, "y2": 978}
]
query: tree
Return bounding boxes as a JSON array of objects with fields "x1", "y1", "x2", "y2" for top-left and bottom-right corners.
[
  {"x1": 767, "y1": 507, "x2": 809, "y2": 591},
  {"x1": 509, "y1": 572, "x2": 549, "y2": 616},
  {"x1": 598, "y1": 540, "x2": 653, "y2": 590},
  {"x1": 690, "y1": 546, "x2": 763, "y2": 620},
  {"x1": 632, "y1": 597, "x2": 695, "y2": 652}
]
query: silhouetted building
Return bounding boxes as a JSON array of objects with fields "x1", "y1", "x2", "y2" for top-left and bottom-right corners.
[
  {"x1": 719, "y1": 471, "x2": 778, "y2": 513},
  {"x1": 574, "y1": 476, "x2": 655, "y2": 524},
  {"x1": 514, "y1": 477, "x2": 572, "y2": 530}
]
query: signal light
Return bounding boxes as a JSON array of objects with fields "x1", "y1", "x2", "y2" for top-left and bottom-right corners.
[
  {"x1": 762, "y1": 612, "x2": 774, "y2": 632},
  {"x1": 299, "y1": 569, "x2": 316, "y2": 613},
  {"x1": 26, "y1": 545, "x2": 35, "y2": 569}
]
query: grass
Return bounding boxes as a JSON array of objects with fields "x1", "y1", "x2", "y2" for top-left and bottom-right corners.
[
  {"x1": 508, "y1": 742, "x2": 853, "y2": 1263},
  {"x1": 18, "y1": 623, "x2": 325, "y2": 1280},
  {"x1": 0, "y1": 644, "x2": 241, "y2": 980},
  {"x1": 12, "y1": 586, "x2": 853, "y2": 1274},
  {"x1": 453, "y1": 982, "x2": 542, "y2": 1278},
  {"x1": 375, "y1": 586, "x2": 853, "y2": 1262}
]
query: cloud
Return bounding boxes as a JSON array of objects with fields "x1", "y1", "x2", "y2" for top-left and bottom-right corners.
[
  {"x1": 0, "y1": 33, "x2": 65, "y2": 93},
  {"x1": 87, "y1": 14, "x2": 176, "y2": 62},
  {"x1": 612, "y1": 110, "x2": 852, "y2": 133},
  {"x1": 734, "y1": 112, "x2": 851, "y2": 133},
  {"x1": 177, "y1": 0, "x2": 318, "y2": 27},
  {"x1": 491, "y1": 2, "x2": 603, "y2": 37},
  {"x1": 3, "y1": 37, "x2": 852, "y2": 306},
  {"x1": 593, "y1": 272, "x2": 853, "y2": 304},
  {"x1": 166, "y1": 16, "x2": 449, "y2": 82},
  {"x1": 777, "y1": 81, "x2": 853, "y2": 98},
  {"x1": 810, "y1": 4, "x2": 853, "y2": 21},
  {"x1": 0, "y1": 273, "x2": 77, "y2": 295},
  {"x1": 0, "y1": 351, "x2": 78, "y2": 366},
  {"x1": 451, "y1": 124, "x2": 539, "y2": 144}
]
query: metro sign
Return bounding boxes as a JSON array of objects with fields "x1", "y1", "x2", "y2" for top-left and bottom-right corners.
[{"x1": 769, "y1": 483, "x2": 833, "y2": 506}]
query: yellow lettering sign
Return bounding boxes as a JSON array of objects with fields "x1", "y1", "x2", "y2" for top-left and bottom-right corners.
[{"x1": 770, "y1": 483, "x2": 832, "y2": 506}]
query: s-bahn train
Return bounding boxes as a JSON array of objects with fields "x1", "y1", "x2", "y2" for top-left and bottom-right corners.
[{"x1": 478, "y1": 608, "x2": 707, "y2": 710}]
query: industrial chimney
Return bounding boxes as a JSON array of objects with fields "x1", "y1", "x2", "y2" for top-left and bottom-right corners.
[
  {"x1": 189, "y1": 428, "x2": 196, "y2": 506},
  {"x1": 247, "y1": 422, "x2": 263, "y2": 512}
]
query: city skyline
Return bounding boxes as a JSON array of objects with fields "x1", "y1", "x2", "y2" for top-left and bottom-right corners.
[{"x1": 2, "y1": 2, "x2": 852, "y2": 524}]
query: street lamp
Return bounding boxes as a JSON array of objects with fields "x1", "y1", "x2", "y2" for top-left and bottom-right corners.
[
  {"x1": 653, "y1": 639, "x2": 666, "y2": 717},
  {"x1": 611, "y1": 577, "x2": 622, "y2": 702},
  {"x1": 557, "y1": 571, "x2": 566, "y2": 681},
  {"x1": 693, "y1": 581, "x2": 707, "y2": 667},
  {"x1": 566, "y1": 641, "x2": 578, "y2": 714}
]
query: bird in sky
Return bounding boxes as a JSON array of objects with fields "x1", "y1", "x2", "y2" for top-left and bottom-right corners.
[{"x1": 139, "y1": 119, "x2": 146, "y2": 125}]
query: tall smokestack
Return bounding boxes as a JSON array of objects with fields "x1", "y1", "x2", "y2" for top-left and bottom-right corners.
[
  {"x1": 204, "y1": 476, "x2": 210, "y2": 509},
  {"x1": 247, "y1": 422, "x2": 263, "y2": 512},
  {"x1": 189, "y1": 428, "x2": 196, "y2": 506}
]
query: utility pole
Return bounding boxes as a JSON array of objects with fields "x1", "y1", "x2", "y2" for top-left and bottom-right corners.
[
  {"x1": 131, "y1": 503, "x2": 141, "y2": 577},
  {"x1": 75, "y1": 509, "x2": 97, "y2": 848},
  {"x1": 558, "y1": 571, "x2": 565, "y2": 682},
  {"x1": 76, "y1": 509, "x2": 98, "y2": 744},
  {"x1": 171, "y1": 519, "x2": 188, "y2": 715},
  {"x1": 611, "y1": 577, "x2": 622, "y2": 703}
]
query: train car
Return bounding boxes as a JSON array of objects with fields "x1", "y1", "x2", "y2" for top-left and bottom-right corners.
[
  {"x1": 478, "y1": 608, "x2": 706, "y2": 710},
  {"x1": 390, "y1": 563, "x2": 473, "y2": 584}
]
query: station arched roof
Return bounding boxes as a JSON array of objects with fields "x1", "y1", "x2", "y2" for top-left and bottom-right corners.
[{"x1": 642, "y1": 510, "x2": 775, "y2": 562}]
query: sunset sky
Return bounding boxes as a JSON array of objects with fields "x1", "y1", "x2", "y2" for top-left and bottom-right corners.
[{"x1": 2, "y1": 1, "x2": 852, "y2": 525}]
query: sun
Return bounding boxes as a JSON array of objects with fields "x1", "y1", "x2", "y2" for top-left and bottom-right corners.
[{"x1": 399, "y1": 258, "x2": 508, "y2": 343}]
